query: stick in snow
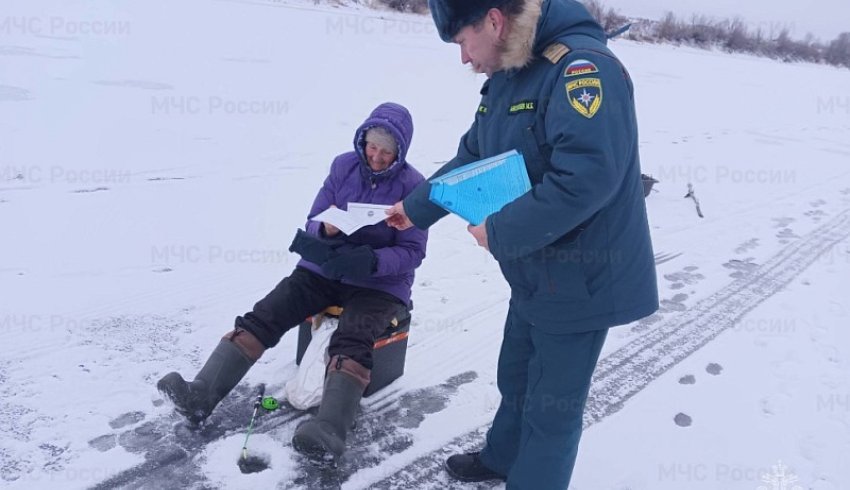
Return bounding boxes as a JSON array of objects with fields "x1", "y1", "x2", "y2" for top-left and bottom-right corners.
[{"x1": 685, "y1": 183, "x2": 704, "y2": 218}]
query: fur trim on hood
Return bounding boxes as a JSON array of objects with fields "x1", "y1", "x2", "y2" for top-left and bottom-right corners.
[{"x1": 500, "y1": 0, "x2": 543, "y2": 71}]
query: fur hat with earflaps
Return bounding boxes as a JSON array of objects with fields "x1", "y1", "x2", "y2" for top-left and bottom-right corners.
[
  {"x1": 428, "y1": 0, "x2": 515, "y2": 42},
  {"x1": 428, "y1": 0, "x2": 543, "y2": 71}
]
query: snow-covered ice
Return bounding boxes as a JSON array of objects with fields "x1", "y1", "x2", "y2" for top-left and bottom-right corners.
[{"x1": 1, "y1": 0, "x2": 849, "y2": 489}]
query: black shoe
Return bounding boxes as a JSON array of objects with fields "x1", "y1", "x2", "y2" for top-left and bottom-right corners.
[
  {"x1": 445, "y1": 452, "x2": 506, "y2": 482},
  {"x1": 157, "y1": 340, "x2": 254, "y2": 425}
]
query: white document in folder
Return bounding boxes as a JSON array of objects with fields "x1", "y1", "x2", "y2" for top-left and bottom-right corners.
[{"x1": 310, "y1": 203, "x2": 391, "y2": 235}]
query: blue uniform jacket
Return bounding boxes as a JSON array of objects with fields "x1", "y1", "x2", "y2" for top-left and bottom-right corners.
[{"x1": 404, "y1": 0, "x2": 658, "y2": 333}]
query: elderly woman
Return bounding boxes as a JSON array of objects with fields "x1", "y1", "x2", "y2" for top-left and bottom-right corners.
[{"x1": 157, "y1": 102, "x2": 427, "y2": 461}]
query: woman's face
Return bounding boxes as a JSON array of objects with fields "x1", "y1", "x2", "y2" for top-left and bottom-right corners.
[{"x1": 365, "y1": 142, "x2": 397, "y2": 172}]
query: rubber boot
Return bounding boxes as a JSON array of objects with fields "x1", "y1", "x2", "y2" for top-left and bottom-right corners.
[
  {"x1": 445, "y1": 452, "x2": 507, "y2": 482},
  {"x1": 291, "y1": 355, "x2": 370, "y2": 461},
  {"x1": 157, "y1": 329, "x2": 264, "y2": 425}
]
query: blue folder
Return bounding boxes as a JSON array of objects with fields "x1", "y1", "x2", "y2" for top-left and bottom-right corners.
[{"x1": 428, "y1": 150, "x2": 531, "y2": 226}]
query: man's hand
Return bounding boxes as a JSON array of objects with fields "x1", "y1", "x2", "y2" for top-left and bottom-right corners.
[
  {"x1": 467, "y1": 218, "x2": 489, "y2": 251},
  {"x1": 323, "y1": 205, "x2": 340, "y2": 237},
  {"x1": 386, "y1": 201, "x2": 413, "y2": 230}
]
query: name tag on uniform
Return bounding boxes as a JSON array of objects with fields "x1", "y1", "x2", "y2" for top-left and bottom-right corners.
[{"x1": 508, "y1": 100, "x2": 536, "y2": 115}]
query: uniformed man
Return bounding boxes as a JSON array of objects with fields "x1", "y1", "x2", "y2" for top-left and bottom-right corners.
[{"x1": 385, "y1": 0, "x2": 659, "y2": 488}]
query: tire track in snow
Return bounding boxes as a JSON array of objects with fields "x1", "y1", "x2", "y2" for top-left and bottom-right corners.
[{"x1": 365, "y1": 208, "x2": 850, "y2": 489}]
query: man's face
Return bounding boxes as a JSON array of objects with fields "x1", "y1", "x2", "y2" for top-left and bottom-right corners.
[
  {"x1": 365, "y1": 142, "x2": 396, "y2": 172},
  {"x1": 454, "y1": 17, "x2": 504, "y2": 76}
]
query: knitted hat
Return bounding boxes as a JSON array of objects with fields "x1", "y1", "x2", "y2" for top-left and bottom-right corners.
[
  {"x1": 428, "y1": 0, "x2": 513, "y2": 42},
  {"x1": 364, "y1": 126, "x2": 398, "y2": 155}
]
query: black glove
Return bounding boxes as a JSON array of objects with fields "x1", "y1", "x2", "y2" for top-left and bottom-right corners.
[
  {"x1": 288, "y1": 229, "x2": 338, "y2": 265},
  {"x1": 321, "y1": 245, "x2": 377, "y2": 280}
]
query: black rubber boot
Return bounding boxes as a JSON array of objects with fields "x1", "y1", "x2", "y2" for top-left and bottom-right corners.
[
  {"x1": 157, "y1": 340, "x2": 254, "y2": 425},
  {"x1": 445, "y1": 452, "x2": 507, "y2": 482},
  {"x1": 291, "y1": 370, "x2": 364, "y2": 461}
]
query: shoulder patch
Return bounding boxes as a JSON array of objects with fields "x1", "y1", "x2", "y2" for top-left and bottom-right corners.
[
  {"x1": 566, "y1": 78, "x2": 603, "y2": 119},
  {"x1": 564, "y1": 59, "x2": 599, "y2": 77},
  {"x1": 542, "y1": 43, "x2": 571, "y2": 64}
]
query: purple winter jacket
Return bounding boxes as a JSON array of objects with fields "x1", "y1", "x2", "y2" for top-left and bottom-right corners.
[{"x1": 297, "y1": 102, "x2": 428, "y2": 306}]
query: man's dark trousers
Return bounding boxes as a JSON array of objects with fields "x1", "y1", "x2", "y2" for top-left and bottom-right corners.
[{"x1": 479, "y1": 305, "x2": 608, "y2": 489}]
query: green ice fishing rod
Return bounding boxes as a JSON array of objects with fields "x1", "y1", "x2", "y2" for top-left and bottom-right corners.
[
  {"x1": 239, "y1": 385, "x2": 281, "y2": 462},
  {"x1": 240, "y1": 383, "x2": 266, "y2": 461}
]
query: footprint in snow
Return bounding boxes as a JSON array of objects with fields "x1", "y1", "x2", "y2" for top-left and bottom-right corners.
[
  {"x1": 678, "y1": 374, "x2": 696, "y2": 385},
  {"x1": 674, "y1": 413, "x2": 692, "y2": 427},
  {"x1": 117, "y1": 420, "x2": 169, "y2": 453},
  {"x1": 109, "y1": 411, "x2": 147, "y2": 429},
  {"x1": 723, "y1": 258, "x2": 759, "y2": 279},
  {"x1": 772, "y1": 217, "x2": 795, "y2": 228},
  {"x1": 663, "y1": 266, "x2": 704, "y2": 286},
  {"x1": 804, "y1": 209, "x2": 827, "y2": 222},
  {"x1": 776, "y1": 228, "x2": 800, "y2": 242},
  {"x1": 88, "y1": 434, "x2": 118, "y2": 452},
  {"x1": 706, "y1": 363, "x2": 723, "y2": 375},
  {"x1": 734, "y1": 238, "x2": 760, "y2": 254},
  {"x1": 659, "y1": 293, "x2": 688, "y2": 312}
]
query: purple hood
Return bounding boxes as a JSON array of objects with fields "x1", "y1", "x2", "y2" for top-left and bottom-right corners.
[{"x1": 353, "y1": 102, "x2": 414, "y2": 182}]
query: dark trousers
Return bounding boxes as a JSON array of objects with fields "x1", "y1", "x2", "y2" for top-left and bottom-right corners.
[
  {"x1": 479, "y1": 305, "x2": 608, "y2": 490},
  {"x1": 235, "y1": 267, "x2": 404, "y2": 370}
]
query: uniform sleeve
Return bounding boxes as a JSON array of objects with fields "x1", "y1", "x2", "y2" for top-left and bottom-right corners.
[
  {"x1": 486, "y1": 53, "x2": 634, "y2": 262},
  {"x1": 375, "y1": 173, "x2": 430, "y2": 277},
  {"x1": 402, "y1": 110, "x2": 481, "y2": 230}
]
